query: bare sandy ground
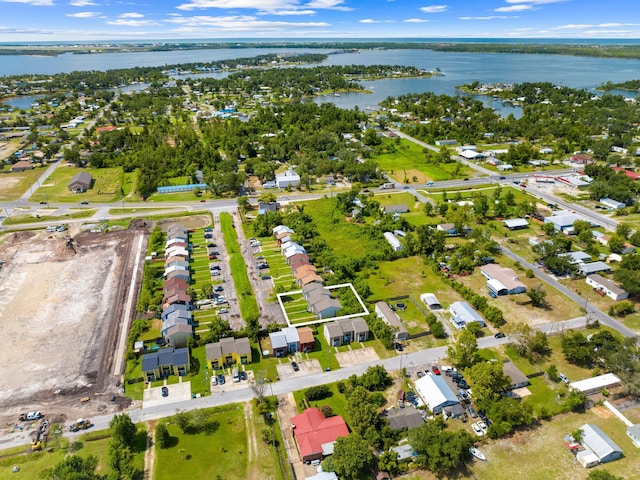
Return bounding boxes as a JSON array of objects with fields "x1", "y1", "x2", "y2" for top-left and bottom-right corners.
[{"x1": 0, "y1": 228, "x2": 136, "y2": 413}]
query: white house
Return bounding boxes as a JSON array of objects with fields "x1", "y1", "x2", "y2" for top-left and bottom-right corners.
[
  {"x1": 414, "y1": 375, "x2": 459, "y2": 414},
  {"x1": 570, "y1": 373, "x2": 622, "y2": 395},
  {"x1": 449, "y1": 301, "x2": 485, "y2": 330},
  {"x1": 577, "y1": 424, "x2": 623, "y2": 468},
  {"x1": 383, "y1": 232, "x2": 403, "y2": 252},
  {"x1": 627, "y1": 424, "x2": 640, "y2": 448},
  {"x1": 275, "y1": 169, "x2": 301, "y2": 188},
  {"x1": 600, "y1": 198, "x2": 626, "y2": 210},
  {"x1": 586, "y1": 274, "x2": 628, "y2": 301}
]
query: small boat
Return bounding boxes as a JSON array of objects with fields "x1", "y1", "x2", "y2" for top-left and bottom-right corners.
[{"x1": 469, "y1": 447, "x2": 487, "y2": 461}]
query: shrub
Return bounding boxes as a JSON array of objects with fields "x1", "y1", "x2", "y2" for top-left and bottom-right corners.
[
  {"x1": 305, "y1": 385, "x2": 331, "y2": 401},
  {"x1": 155, "y1": 424, "x2": 170, "y2": 449}
]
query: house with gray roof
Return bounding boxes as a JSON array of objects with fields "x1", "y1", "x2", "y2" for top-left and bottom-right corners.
[
  {"x1": 375, "y1": 301, "x2": 409, "y2": 341},
  {"x1": 68, "y1": 171, "x2": 93, "y2": 193},
  {"x1": 627, "y1": 424, "x2": 640, "y2": 448},
  {"x1": 449, "y1": 301, "x2": 485, "y2": 330},
  {"x1": 503, "y1": 361, "x2": 530, "y2": 390},
  {"x1": 323, "y1": 317, "x2": 369, "y2": 347},
  {"x1": 141, "y1": 347, "x2": 190, "y2": 382},
  {"x1": 205, "y1": 337, "x2": 252, "y2": 369},
  {"x1": 164, "y1": 323, "x2": 193, "y2": 348},
  {"x1": 586, "y1": 274, "x2": 628, "y2": 300},
  {"x1": 386, "y1": 406, "x2": 425, "y2": 431},
  {"x1": 577, "y1": 423, "x2": 623, "y2": 467},
  {"x1": 578, "y1": 261, "x2": 611, "y2": 276}
]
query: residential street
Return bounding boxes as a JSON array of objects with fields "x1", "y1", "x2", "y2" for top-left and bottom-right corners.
[{"x1": 0, "y1": 320, "x2": 581, "y2": 449}]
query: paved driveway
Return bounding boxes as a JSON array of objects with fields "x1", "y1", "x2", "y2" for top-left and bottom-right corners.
[
  {"x1": 335, "y1": 347, "x2": 379, "y2": 368},
  {"x1": 142, "y1": 381, "x2": 192, "y2": 409}
]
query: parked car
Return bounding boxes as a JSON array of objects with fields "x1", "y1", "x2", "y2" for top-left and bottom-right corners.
[
  {"x1": 19, "y1": 411, "x2": 43, "y2": 421},
  {"x1": 218, "y1": 308, "x2": 229, "y2": 314},
  {"x1": 257, "y1": 263, "x2": 269, "y2": 270},
  {"x1": 207, "y1": 243, "x2": 216, "y2": 248},
  {"x1": 80, "y1": 201, "x2": 89, "y2": 205},
  {"x1": 468, "y1": 406, "x2": 478, "y2": 418},
  {"x1": 217, "y1": 374, "x2": 225, "y2": 385},
  {"x1": 239, "y1": 371, "x2": 247, "y2": 381},
  {"x1": 204, "y1": 227, "x2": 213, "y2": 232},
  {"x1": 472, "y1": 422, "x2": 483, "y2": 436},
  {"x1": 431, "y1": 365, "x2": 441, "y2": 375},
  {"x1": 214, "y1": 286, "x2": 224, "y2": 292},
  {"x1": 210, "y1": 265, "x2": 221, "y2": 271},
  {"x1": 39, "y1": 201, "x2": 47, "y2": 204},
  {"x1": 494, "y1": 332, "x2": 506, "y2": 338},
  {"x1": 417, "y1": 371, "x2": 425, "y2": 378},
  {"x1": 478, "y1": 421, "x2": 488, "y2": 435},
  {"x1": 261, "y1": 275, "x2": 271, "y2": 280},
  {"x1": 161, "y1": 387, "x2": 169, "y2": 397},
  {"x1": 292, "y1": 361, "x2": 299, "y2": 372},
  {"x1": 559, "y1": 373, "x2": 570, "y2": 384},
  {"x1": 211, "y1": 376, "x2": 218, "y2": 386},
  {"x1": 209, "y1": 254, "x2": 218, "y2": 260}
]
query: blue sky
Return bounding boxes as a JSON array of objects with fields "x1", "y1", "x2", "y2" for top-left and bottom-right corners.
[{"x1": 1, "y1": 0, "x2": 640, "y2": 42}]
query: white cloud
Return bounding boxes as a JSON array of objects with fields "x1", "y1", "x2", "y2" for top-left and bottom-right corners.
[
  {"x1": 258, "y1": 9, "x2": 316, "y2": 15},
  {"x1": 177, "y1": 0, "x2": 298, "y2": 11},
  {"x1": 65, "y1": 11, "x2": 101, "y2": 17},
  {"x1": 404, "y1": 18, "x2": 429, "y2": 23},
  {"x1": 119, "y1": 12, "x2": 144, "y2": 18},
  {"x1": 419, "y1": 5, "x2": 447, "y2": 13},
  {"x1": 459, "y1": 15, "x2": 517, "y2": 20},
  {"x1": 107, "y1": 19, "x2": 161, "y2": 26},
  {"x1": 506, "y1": 0, "x2": 564, "y2": 3},
  {"x1": 69, "y1": 0, "x2": 97, "y2": 5},
  {"x1": 495, "y1": 4, "x2": 532, "y2": 12},
  {"x1": 0, "y1": 0, "x2": 54, "y2": 5},
  {"x1": 359, "y1": 18, "x2": 393, "y2": 23},
  {"x1": 165, "y1": 14, "x2": 329, "y2": 31},
  {"x1": 553, "y1": 23, "x2": 640, "y2": 30},
  {"x1": 305, "y1": 0, "x2": 351, "y2": 10}
]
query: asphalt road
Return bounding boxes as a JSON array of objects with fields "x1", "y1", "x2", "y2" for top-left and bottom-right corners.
[{"x1": 0, "y1": 316, "x2": 587, "y2": 449}]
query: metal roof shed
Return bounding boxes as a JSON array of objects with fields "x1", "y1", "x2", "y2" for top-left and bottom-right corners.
[
  {"x1": 580, "y1": 423, "x2": 623, "y2": 464},
  {"x1": 414, "y1": 375, "x2": 459, "y2": 414},
  {"x1": 570, "y1": 373, "x2": 622, "y2": 395}
]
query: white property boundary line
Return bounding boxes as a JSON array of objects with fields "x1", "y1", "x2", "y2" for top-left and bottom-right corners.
[
  {"x1": 113, "y1": 233, "x2": 144, "y2": 376},
  {"x1": 277, "y1": 282, "x2": 370, "y2": 328}
]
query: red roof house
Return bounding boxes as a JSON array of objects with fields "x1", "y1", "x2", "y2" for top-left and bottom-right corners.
[
  {"x1": 612, "y1": 166, "x2": 640, "y2": 181},
  {"x1": 291, "y1": 408, "x2": 349, "y2": 462}
]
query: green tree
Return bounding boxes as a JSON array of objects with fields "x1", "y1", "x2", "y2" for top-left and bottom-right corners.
[
  {"x1": 563, "y1": 389, "x2": 588, "y2": 412},
  {"x1": 330, "y1": 433, "x2": 375, "y2": 480},
  {"x1": 108, "y1": 441, "x2": 134, "y2": 479},
  {"x1": 607, "y1": 235, "x2": 625, "y2": 254},
  {"x1": 466, "y1": 361, "x2": 511, "y2": 410},
  {"x1": 447, "y1": 329, "x2": 479, "y2": 369},
  {"x1": 174, "y1": 410, "x2": 192, "y2": 434},
  {"x1": 109, "y1": 414, "x2": 137, "y2": 450},
  {"x1": 358, "y1": 365, "x2": 392, "y2": 391},
  {"x1": 409, "y1": 418, "x2": 472, "y2": 475},
  {"x1": 616, "y1": 223, "x2": 631, "y2": 239},
  {"x1": 562, "y1": 330, "x2": 594, "y2": 367},
  {"x1": 346, "y1": 386, "x2": 379, "y2": 437},
  {"x1": 547, "y1": 364, "x2": 559, "y2": 382},
  {"x1": 238, "y1": 195, "x2": 250, "y2": 212},
  {"x1": 156, "y1": 424, "x2": 170, "y2": 449},
  {"x1": 44, "y1": 455, "x2": 102, "y2": 480},
  {"x1": 527, "y1": 284, "x2": 548, "y2": 308}
]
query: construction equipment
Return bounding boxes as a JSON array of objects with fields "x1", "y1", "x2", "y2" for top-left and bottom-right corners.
[{"x1": 69, "y1": 418, "x2": 92, "y2": 432}]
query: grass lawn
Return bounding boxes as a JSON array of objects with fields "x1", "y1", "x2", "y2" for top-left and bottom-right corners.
[
  {"x1": 368, "y1": 256, "x2": 462, "y2": 308},
  {"x1": 371, "y1": 137, "x2": 472, "y2": 182},
  {"x1": 220, "y1": 212, "x2": 259, "y2": 321},
  {"x1": 455, "y1": 265, "x2": 583, "y2": 326},
  {"x1": 0, "y1": 426, "x2": 146, "y2": 480},
  {"x1": 155, "y1": 404, "x2": 247, "y2": 480},
  {"x1": 292, "y1": 383, "x2": 349, "y2": 417},
  {"x1": 470, "y1": 408, "x2": 640, "y2": 480},
  {"x1": 304, "y1": 334, "x2": 340, "y2": 371},
  {"x1": 3, "y1": 208, "x2": 96, "y2": 225},
  {"x1": 0, "y1": 167, "x2": 43, "y2": 200},
  {"x1": 302, "y1": 197, "x2": 380, "y2": 257},
  {"x1": 30, "y1": 166, "x2": 126, "y2": 203}
]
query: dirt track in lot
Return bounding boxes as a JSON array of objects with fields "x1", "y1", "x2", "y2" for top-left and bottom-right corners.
[{"x1": 0, "y1": 222, "x2": 148, "y2": 427}]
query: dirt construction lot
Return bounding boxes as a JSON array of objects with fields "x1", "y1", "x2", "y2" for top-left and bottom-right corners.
[{"x1": 0, "y1": 224, "x2": 144, "y2": 422}]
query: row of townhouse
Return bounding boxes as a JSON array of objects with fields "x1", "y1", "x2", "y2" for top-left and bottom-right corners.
[{"x1": 142, "y1": 224, "x2": 194, "y2": 382}]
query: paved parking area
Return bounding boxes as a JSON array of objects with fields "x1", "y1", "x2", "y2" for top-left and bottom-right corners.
[
  {"x1": 142, "y1": 380, "x2": 192, "y2": 408},
  {"x1": 335, "y1": 347, "x2": 379, "y2": 368},
  {"x1": 275, "y1": 358, "x2": 322, "y2": 379},
  {"x1": 210, "y1": 368, "x2": 255, "y2": 393}
]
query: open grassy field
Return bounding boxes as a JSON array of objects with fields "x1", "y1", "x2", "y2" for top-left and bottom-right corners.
[
  {"x1": 469, "y1": 408, "x2": 640, "y2": 480},
  {"x1": 3, "y1": 208, "x2": 97, "y2": 225},
  {"x1": 455, "y1": 263, "x2": 584, "y2": 327},
  {"x1": 30, "y1": 166, "x2": 125, "y2": 203},
  {"x1": 220, "y1": 212, "x2": 259, "y2": 322},
  {"x1": 371, "y1": 137, "x2": 473, "y2": 183},
  {"x1": 0, "y1": 426, "x2": 146, "y2": 480},
  {"x1": 302, "y1": 197, "x2": 381, "y2": 257},
  {"x1": 0, "y1": 167, "x2": 43, "y2": 200},
  {"x1": 154, "y1": 404, "x2": 248, "y2": 480}
]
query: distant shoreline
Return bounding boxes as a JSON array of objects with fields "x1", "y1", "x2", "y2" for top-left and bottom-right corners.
[{"x1": 3, "y1": 40, "x2": 640, "y2": 60}]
